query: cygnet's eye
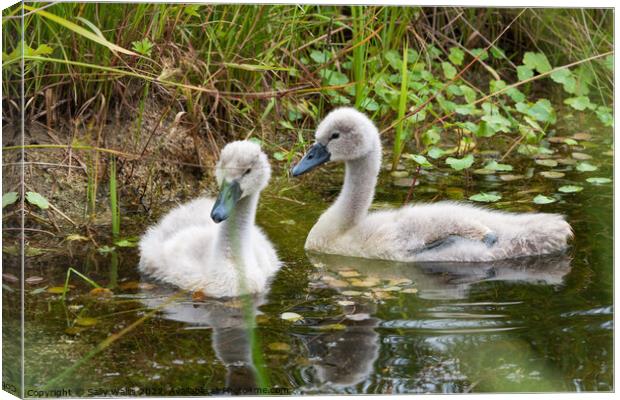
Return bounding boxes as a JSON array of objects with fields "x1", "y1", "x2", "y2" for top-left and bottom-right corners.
[
  {"x1": 244, "y1": 168, "x2": 252, "y2": 176},
  {"x1": 330, "y1": 132, "x2": 340, "y2": 140}
]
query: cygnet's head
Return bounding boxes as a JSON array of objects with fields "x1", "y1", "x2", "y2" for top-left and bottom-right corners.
[
  {"x1": 210, "y1": 140, "x2": 271, "y2": 223},
  {"x1": 291, "y1": 107, "x2": 380, "y2": 177}
]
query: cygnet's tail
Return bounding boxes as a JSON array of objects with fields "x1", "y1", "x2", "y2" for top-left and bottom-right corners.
[{"x1": 497, "y1": 212, "x2": 573, "y2": 259}]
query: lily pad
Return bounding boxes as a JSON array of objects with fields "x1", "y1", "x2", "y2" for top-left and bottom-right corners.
[
  {"x1": 268, "y1": 342, "x2": 291, "y2": 352},
  {"x1": 469, "y1": 192, "x2": 502, "y2": 203},
  {"x1": 535, "y1": 159, "x2": 558, "y2": 167},
  {"x1": 576, "y1": 162, "x2": 598, "y2": 172},
  {"x1": 47, "y1": 286, "x2": 68, "y2": 294},
  {"x1": 571, "y1": 152, "x2": 592, "y2": 160},
  {"x1": 586, "y1": 177, "x2": 611, "y2": 184},
  {"x1": 539, "y1": 171, "x2": 565, "y2": 179},
  {"x1": 558, "y1": 185, "x2": 583, "y2": 193},
  {"x1": 281, "y1": 312, "x2": 304, "y2": 322},
  {"x1": 25, "y1": 191, "x2": 50, "y2": 210},
  {"x1": 446, "y1": 154, "x2": 474, "y2": 171},
  {"x1": 572, "y1": 132, "x2": 593, "y2": 141},
  {"x1": 390, "y1": 170, "x2": 408, "y2": 178},
  {"x1": 349, "y1": 277, "x2": 380, "y2": 287},
  {"x1": 485, "y1": 160, "x2": 513, "y2": 171},
  {"x1": 75, "y1": 317, "x2": 99, "y2": 327},
  {"x1": 556, "y1": 158, "x2": 577, "y2": 165},
  {"x1": 341, "y1": 290, "x2": 362, "y2": 296},
  {"x1": 473, "y1": 168, "x2": 495, "y2": 175},
  {"x1": 499, "y1": 174, "x2": 526, "y2": 182},
  {"x1": 338, "y1": 270, "x2": 360, "y2": 278},
  {"x1": 2, "y1": 192, "x2": 18, "y2": 208},
  {"x1": 533, "y1": 194, "x2": 556, "y2": 204}
]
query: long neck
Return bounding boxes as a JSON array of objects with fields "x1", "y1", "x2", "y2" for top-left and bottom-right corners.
[
  {"x1": 214, "y1": 193, "x2": 258, "y2": 262},
  {"x1": 327, "y1": 146, "x2": 381, "y2": 229}
]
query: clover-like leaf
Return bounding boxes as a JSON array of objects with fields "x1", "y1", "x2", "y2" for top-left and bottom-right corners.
[
  {"x1": 523, "y1": 52, "x2": 552, "y2": 73},
  {"x1": 446, "y1": 154, "x2": 474, "y2": 171},
  {"x1": 469, "y1": 192, "x2": 501, "y2": 203},
  {"x1": 2, "y1": 192, "x2": 18, "y2": 209},
  {"x1": 25, "y1": 192, "x2": 50, "y2": 210},
  {"x1": 404, "y1": 154, "x2": 432, "y2": 168},
  {"x1": 533, "y1": 194, "x2": 556, "y2": 204}
]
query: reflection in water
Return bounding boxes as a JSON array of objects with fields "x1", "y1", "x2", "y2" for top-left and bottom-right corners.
[
  {"x1": 138, "y1": 285, "x2": 264, "y2": 392},
  {"x1": 302, "y1": 251, "x2": 573, "y2": 392}
]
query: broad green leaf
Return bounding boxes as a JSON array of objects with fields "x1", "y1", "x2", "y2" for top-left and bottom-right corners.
[
  {"x1": 454, "y1": 104, "x2": 476, "y2": 115},
  {"x1": 422, "y1": 128, "x2": 441, "y2": 146},
  {"x1": 441, "y1": 62, "x2": 457, "y2": 79},
  {"x1": 23, "y1": 6, "x2": 137, "y2": 56},
  {"x1": 310, "y1": 50, "x2": 330, "y2": 64},
  {"x1": 114, "y1": 238, "x2": 138, "y2": 248},
  {"x1": 485, "y1": 160, "x2": 513, "y2": 171},
  {"x1": 516, "y1": 99, "x2": 556, "y2": 124},
  {"x1": 318, "y1": 69, "x2": 349, "y2": 86},
  {"x1": 586, "y1": 177, "x2": 611, "y2": 184},
  {"x1": 448, "y1": 47, "x2": 465, "y2": 66},
  {"x1": 384, "y1": 50, "x2": 402, "y2": 70},
  {"x1": 459, "y1": 85, "x2": 477, "y2": 103},
  {"x1": 404, "y1": 154, "x2": 432, "y2": 168},
  {"x1": 2, "y1": 192, "x2": 18, "y2": 208},
  {"x1": 273, "y1": 151, "x2": 287, "y2": 161},
  {"x1": 506, "y1": 87, "x2": 526, "y2": 103},
  {"x1": 490, "y1": 46, "x2": 506, "y2": 59},
  {"x1": 489, "y1": 79, "x2": 506, "y2": 93},
  {"x1": 446, "y1": 154, "x2": 474, "y2": 171},
  {"x1": 523, "y1": 52, "x2": 552, "y2": 73},
  {"x1": 516, "y1": 65, "x2": 534, "y2": 81},
  {"x1": 360, "y1": 97, "x2": 379, "y2": 111},
  {"x1": 595, "y1": 106, "x2": 613, "y2": 127},
  {"x1": 550, "y1": 68, "x2": 577, "y2": 94},
  {"x1": 470, "y1": 48, "x2": 488, "y2": 61},
  {"x1": 564, "y1": 96, "x2": 596, "y2": 111},
  {"x1": 576, "y1": 162, "x2": 598, "y2": 172},
  {"x1": 558, "y1": 185, "x2": 583, "y2": 193},
  {"x1": 427, "y1": 147, "x2": 446, "y2": 159},
  {"x1": 25, "y1": 192, "x2": 49, "y2": 210},
  {"x1": 281, "y1": 312, "x2": 304, "y2": 322},
  {"x1": 469, "y1": 192, "x2": 501, "y2": 203},
  {"x1": 481, "y1": 114, "x2": 511, "y2": 133},
  {"x1": 533, "y1": 194, "x2": 556, "y2": 204}
]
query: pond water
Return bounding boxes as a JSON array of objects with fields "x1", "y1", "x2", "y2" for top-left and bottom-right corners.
[{"x1": 3, "y1": 112, "x2": 613, "y2": 395}]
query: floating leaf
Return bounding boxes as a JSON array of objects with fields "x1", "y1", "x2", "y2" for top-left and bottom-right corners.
[
  {"x1": 499, "y1": 174, "x2": 526, "y2": 182},
  {"x1": 342, "y1": 290, "x2": 363, "y2": 296},
  {"x1": 427, "y1": 147, "x2": 446, "y2": 159},
  {"x1": 89, "y1": 288, "x2": 113, "y2": 298},
  {"x1": 268, "y1": 342, "x2": 291, "y2": 352},
  {"x1": 485, "y1": 160, "x2": 513, "y2": 171},
  {"x1": 473, "y1": 168, "x2": 495, "y2": 175},
  {"x1": 338, "y1": 270, "x2": 360, "y2": 278},
  {"x1": 571, "y1": 152, "x2": 592, "y2": 160},
  {"x1": 469, "y1": 192, "x2": 501, "y2": 203},
  {"x1": 535, "y1": 159, "x2": 558, "y2": 167},
  {"x1": 25, "y1": 276, "x2": 44, "y2": 285},
  {"x1": 533, "y1": 194, "x2": 556, "y2": 204},
  {"x1": 75, "y1": 317, "x2": 99, "y2": 327},
  {"x1": 558, "y1": 185, "x2": 583, "y2": 193},
  {"x1": 25, "y1": 191, "x2": 50, "y2": 209},
  {"x1": 586, "y1": 177, "x2": 611, "y2": 184},
  {"x1": 349, "y1": 277, "x2": 380, "y2": 287},
  {"x1": 572, "y1": 132, "x2": 592, "y2": 141},
  {"x1": 2, "y1": 192, "x2": 18, "y2": 208},
  {"x1": 446, "y1": 154, "x2": 474, "y2": 171},
  {"x1": 404, "y1": 154, "x2": 432, "y2": 168},
  {"x1": 281, "y1": 312, "x2": 303, "y2": 322},
  {"x1": 576, "y1": 162, "x2": 598, "y2": 172},
  {"x1": 564, "y1": 139, "x2": 578, "y2": 146},
  {"x1": 539, "y1": 171, "x2": 565, "y2": 179},
  {"x1": 337, "y1": 300, "x2": 355, "y2": 306},
  {"x1": 47, "y1": 286, "x2": 68, "y2": 294}
]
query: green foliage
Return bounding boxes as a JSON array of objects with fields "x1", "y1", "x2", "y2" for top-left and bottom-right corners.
[
  {"x1": 446, "y1": 154, "x2": 474, "y2": 171},
  {"x1": 558, "y1": 185, "x2": 584, "y2": 193},
  {"x1": 25, "y1": 192, "x2": 50, "y2": 210},
  {"x1": 2, "y1": 192, "x2": 18, "y2": 208},
  {"x1": 131, "y1": 38, "x2": 154, "y2": 57},
  {"x1": 533, "y1": 194, "x2": 556, "y2": 204},
  {"x1": 469, "y1": 192, "x2": 501, "y2": 202}
]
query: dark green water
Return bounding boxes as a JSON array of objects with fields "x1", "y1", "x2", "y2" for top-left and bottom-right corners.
[{"x1": 4, "y1": 113, "x2": 613, "y2": 395}]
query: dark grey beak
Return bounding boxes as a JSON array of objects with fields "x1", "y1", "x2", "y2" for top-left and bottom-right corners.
[
  {"x1": 291, "y1": 142, "x2": 331, "y2": 177},
  {"x1": 210, "y1": 180, "x2": 242, "y2": 223}
]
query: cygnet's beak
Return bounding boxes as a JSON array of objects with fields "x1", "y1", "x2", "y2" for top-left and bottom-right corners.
[
  {"x1": 210, "y1": 179, "x2": 242, "y2": 223},
  {"x1": 291, "y1": 142, "x2": 331, "y2": 177}
]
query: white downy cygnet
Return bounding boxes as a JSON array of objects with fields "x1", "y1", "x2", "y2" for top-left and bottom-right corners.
[
  {"x1": 139, "y1": 140, "x2": 280, "y2": 297},
  {"x1": 291, "y1": 107, "x2": 572, "y2": 262}
]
